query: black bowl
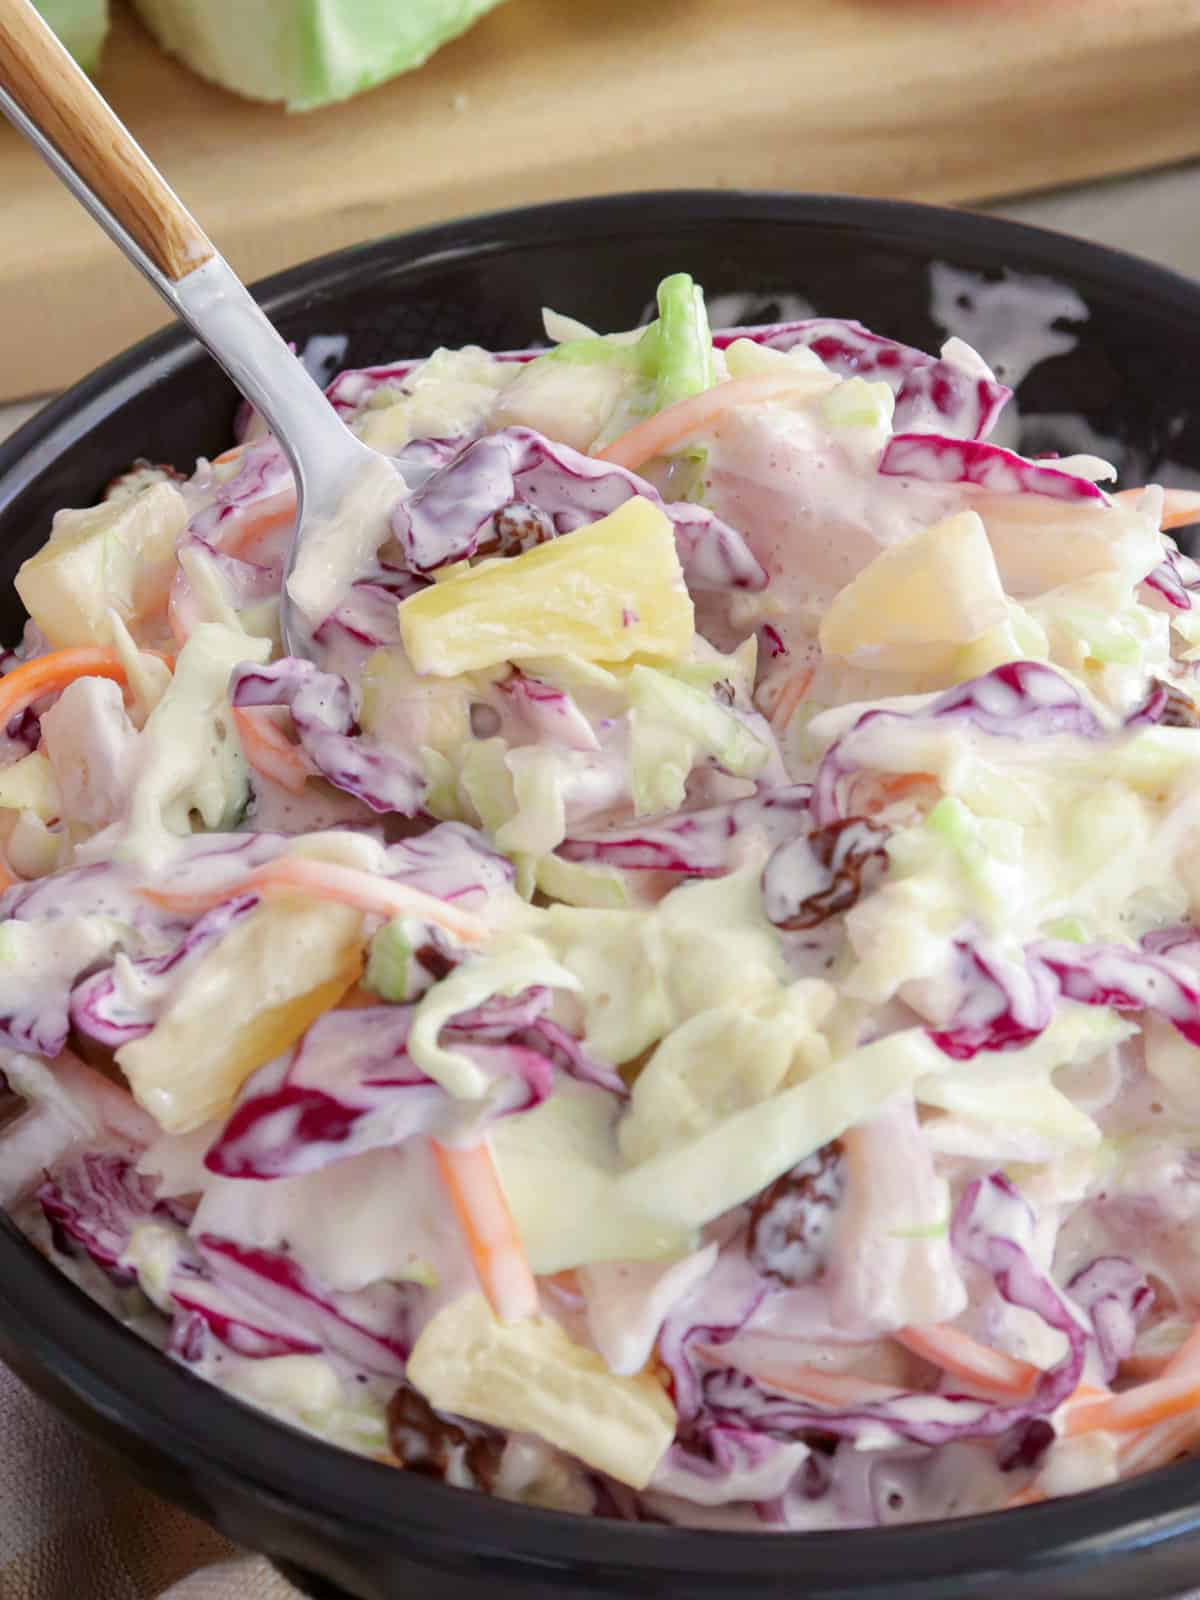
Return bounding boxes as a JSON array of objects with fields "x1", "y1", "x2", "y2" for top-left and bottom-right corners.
[{"x1": 3, "y1": 191, "x2": 1200, "y2": 1600}]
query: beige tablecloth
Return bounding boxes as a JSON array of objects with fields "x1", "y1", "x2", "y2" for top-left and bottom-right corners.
[{"x1": 0, "y1": 1360, "x2": 300, "y2": 1600}]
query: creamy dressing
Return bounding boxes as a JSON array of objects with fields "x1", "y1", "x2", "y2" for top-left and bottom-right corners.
[{"x1": 5, "y1": 277, "x2": 1200, "y2": 1529}]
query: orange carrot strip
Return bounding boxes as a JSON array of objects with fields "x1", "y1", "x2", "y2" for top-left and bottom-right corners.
[
  {"x1": 596, "y1": 373, "x2": 832, "y2": 472},
  {"x1": 431, "y1": 1138, "x2": 539, "y2": 1324},
  {"x1": 846, "y1": 770, "x2": 941, "y2": 821},
  {"x1": 1160, "y1": 1322, "x2": 1200, "y2": 1378},
  {"x1": 220, "y1": 491, "x2": 296, "y2": 561},
  {"x1": 1120, "y1": 1412, "x2": 1200, "y2": 1475},
  {"x1": 1115, "y1": 487, "x2": 1200, "y2": 529},
  {"x1": 769, "y1": 666, "x2": 815, "y2": 734},
  {"x1": 1121, "y1": 1349, "x2": 1179, "y2": 1382},
  {"x1": 0, "y1": 851, "x2": 20, "y2": 892},
  {"x1": 543, "y1": 1269, "x2": 582, "y2": 1295},
  {"x1": 1004, "y1": 1486, "x2": 1048, "y2": 1510},
  {"x1": 1063, "y1": 1371, "x2": 1200, "y2": 1437},
  {"x1": 138, "y1": 855, "x2": 489, "y2": 945},
  {"x1": 0, "y1": 647, "x2": 171, "y2": 730},
  {"x1": 896, "y1": 1324, "x2": 1040, "y2": 1400},
  {"x1": 232, "y1": 707, "x2": 314, "y2": 795}
]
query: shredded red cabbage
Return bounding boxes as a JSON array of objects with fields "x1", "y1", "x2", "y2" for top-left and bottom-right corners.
[
  {"x1": 172, "y1": 1235, "x2": 414, "y2": 1376},
  {"x1": 69, "y1": 896, "x2": 259, "y2": 1048},
  {"x1": 926, "y1": 932, "x2": 1200, "y2": 1061},
  {"x1": 204, "y1": 1004, "x2": 551, "y2": 1181},
  {"x1": 1067, "y1": 1256, "x2": 1152, "y2": 1382},
  {"x1": 879, "y1": 433, "x2": 1108, "y2": 502},
  {"x1": 383, "y1": 821, "x2": 516, "y2": 910},
  {"x1": 498, "y1": 671, "x2": 599, "y2": 754},
  {"x1": 657, "y1": 1252, "x2": 773, "y2": 1423},
  {"x1": 315, "y1": 563, "x2": 428, "y2": 651},
  {"x1": 812, "y1": 662, "x2": 1107, "y2": 826},
  {"x1": 38, "y1": 1152, "x2": 191, "y2": 1284},
  {"x1": 651, "y1": 1425, "x2": 811, "y2": 1507},
  {"x1": 711, "y1": 320, "x2": 1011, "y2": 440},
  {"x1": 926, "y1": 939, "x2": 1058, "y2": 1060},
  {"x1": 1033, "y1": 939, "x2": 1200, "y2": 1049},
  {"x1": 558, "y1": 785, "x2": 812, "y2": 878},
  {"x1": 1144, "y1": 539, "x2": 1200, "y2": 612},
  {"x1": 444, "y1": 987, "x2": 627, "y2": 1098},
  {"x1": 189, "y1": 439, "x2": 293, "y2": 548},
  {"x1": 390, "y1": 426, "x2": 766, "y2": 593},
  {"x1": 230, "y1": 657, "x2": 425, "y2": 815},
  {"x1": 700, "y1": 1176, "x2": 1085, "y2": 1448}
]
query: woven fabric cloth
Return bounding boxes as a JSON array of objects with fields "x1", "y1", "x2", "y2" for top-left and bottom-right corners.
[{"x1": 0, "y1": 1358, "x2": 299, "y2": 1600}]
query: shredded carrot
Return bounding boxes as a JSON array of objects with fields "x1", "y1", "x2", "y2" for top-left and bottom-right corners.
[
  {"x1": 1114, "y1": 486, "x2": 1200, "y2": 530},
  {"x1": 1063, "y1": 1371, "x2": 1200, "y2": 1437},
  {"x1": 1003, "y1": 1485, "x2": 1048, "y2": 1510},
  {"x1": 542, "y1": 1269, "x2": 582, "y2": 1296},
  {"x1": 769, "y1": 666, "x2": 815, "y2": 734},
  {"x1": 847, "y1": 770, "x2": 941, "y2": 821},
  {"x1": 138, "y1": 854, "x2": 489, "y2": 945},
  {"x1": 0, "y1": 851, "x2": 20, "y2": 893},
  {"x1": 896, "y1": 1324, "x2": 1040, "y2": 1401},
  {"x1": 220, "y1": 490, "x2": 296, "y2": 562},
  {"x1": 0, "y1": 646, "x2": 172, "y2": 731},
  {"x1": 1120, "y1": 1349, "x2": 1177, "y2": 1382},
  {"x1": 596, "y1": 372, "x2": 832, "y2": 472},
  {"x1": 1160, "y1": 1322, "x2": 1200, "y2": 1378},
  {"x1": 431, "y1": 1138, "x2": 539, "y2": 1324},
  {"x1": 232, "y1": 707, "x2": 314, "y2": 795},
  {"x1": 1120, "y1": 1411, "x2": 1200, "y2": 1475}
]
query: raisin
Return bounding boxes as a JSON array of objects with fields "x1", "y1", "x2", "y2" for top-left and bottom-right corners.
[
  {"x1": 386, "y1": 1383, "x2": 504, "y2": 1492},
  {"x1": 748, "y1": 1142, "x2": 845, "y2": 1286},
  {"x1": 473, "y1": 503, "x2": 556, "y2": 559},
  {"x1": 997, "y1": 1418, "x2": 1055, "y2": 1473},
  {"x1": 102, "y1": 459, "x2": 184, "y2": 502},
  {"x1": 415, "y1": 941, "x2": 457, "y2": 983},
  {"x1": 761, "y1": 816, "x2": 890, "y2": 930}
]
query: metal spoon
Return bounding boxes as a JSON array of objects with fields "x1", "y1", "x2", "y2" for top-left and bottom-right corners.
[{"x1": 0, "y1": 0, "x2": 404, "y2": 658}]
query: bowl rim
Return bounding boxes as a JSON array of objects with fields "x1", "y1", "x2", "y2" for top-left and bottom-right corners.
[{"x1": 4, "y1": 187, "x2": 1200, "y2": 1587}]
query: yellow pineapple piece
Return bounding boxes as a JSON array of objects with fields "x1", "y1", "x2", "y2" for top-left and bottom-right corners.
[
  {"x1": 358, "y1": 646, "x2": 471, "y2": 757},
  {"x1": 0, "y1": 752, "x2": 59, "y2": 821},
  {"x1": 116, "y1": 898, "x2": 364, "y2": 1134},
  {"x1": 820, "y1": 509, "x2": 1007, "y2": 673},
  {"x1": 397, "y1": 497, "x2": 693, "y2": 676},
  {"x1": 406, "y1": 1290, "x2": 676, "y2": 1488},
  {"x1": 16, "y1": 481, "x2": 187, "y2": 648}
]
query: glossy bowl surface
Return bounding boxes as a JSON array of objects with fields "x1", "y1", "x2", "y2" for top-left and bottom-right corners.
[{"x1": 4, "y1": 191, "x2": 1200, "y2": 1600}]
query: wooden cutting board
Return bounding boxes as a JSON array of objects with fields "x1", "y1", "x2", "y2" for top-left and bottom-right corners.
[{"x1": 5, "y1": 0, "x2": 1200, "y2": 400}]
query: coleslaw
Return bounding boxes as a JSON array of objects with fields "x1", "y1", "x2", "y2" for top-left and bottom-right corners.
[{"x1": 5, "y1": 273, "x2": 1200, "y2": 1526}]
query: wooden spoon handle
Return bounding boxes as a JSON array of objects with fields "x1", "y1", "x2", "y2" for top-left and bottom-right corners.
[{"x1": 0, "y1": 0, "x2": 213, "y2": 281}]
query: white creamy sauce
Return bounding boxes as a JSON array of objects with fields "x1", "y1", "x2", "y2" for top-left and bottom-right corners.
[{"x1": 929, "y1": 263, "x2": 1089, "y2": 391}]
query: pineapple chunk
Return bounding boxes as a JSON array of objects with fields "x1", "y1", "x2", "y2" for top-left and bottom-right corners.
[
  {"x1": 116, "y1": 898, "x2": 364, "y2": 1134},
  {"x1": 358, "y1": 646, "x2": 471, "y2": 757},
  {"x1": 16, "y1": 481, "x2": 187, "y2": 647},
  {"x1": 406, "y1": 1290, "x2": 676, "y2": 1489},
  {"x1": 0, "y1": 752, "x2": 59, "y2": 821},
  {"x1": 397, "y1": 497, "x2": 693, "y2": 675},
  {"x1": 819, "y1": 510, "x2": 1007, "y2": 673}
]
